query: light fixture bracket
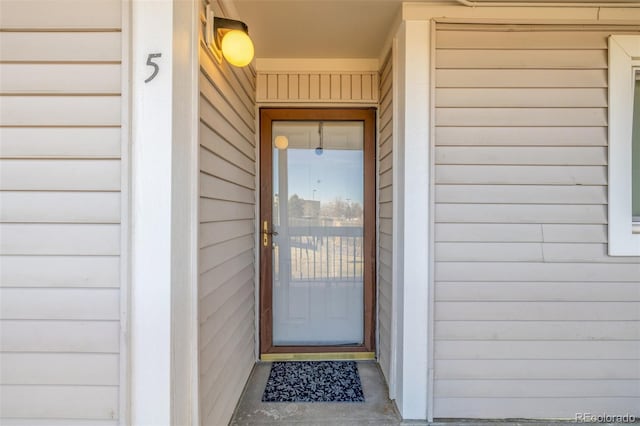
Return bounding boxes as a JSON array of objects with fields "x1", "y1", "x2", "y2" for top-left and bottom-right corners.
[{"x1": 205, "y1": 5, "x2": 250, "y2": 64}]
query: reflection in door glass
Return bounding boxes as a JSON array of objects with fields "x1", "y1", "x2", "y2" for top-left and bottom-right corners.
[{"x1": 272, "y1": 121, "x2": 364, "y2": 345}]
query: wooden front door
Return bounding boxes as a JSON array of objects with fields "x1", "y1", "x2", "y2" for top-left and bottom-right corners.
[{"x1": 259, "y1": 108, "x2": 376, "y2": 358}]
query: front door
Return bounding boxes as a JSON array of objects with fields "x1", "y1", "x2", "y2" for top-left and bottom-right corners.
[{"x1": 260, "y1": 108, "x2": 376, "y2": 358}]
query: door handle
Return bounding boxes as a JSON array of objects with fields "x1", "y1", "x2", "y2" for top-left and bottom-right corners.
[{"x1": 263, "y1": 221, "x2": 278, "y2": 246}]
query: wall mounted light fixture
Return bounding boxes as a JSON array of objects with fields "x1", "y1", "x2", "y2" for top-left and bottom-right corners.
[{"x1": 205, "y1": 6, "x2": 254, "y2": 67}]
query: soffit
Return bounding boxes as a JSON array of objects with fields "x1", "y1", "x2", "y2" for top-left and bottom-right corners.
[
  {"x1": 234, "y1": 0, "x2": 402, "y2": 58},
  {"x1": 233, "y1": 0, "x2": 640, "y2": 60}
]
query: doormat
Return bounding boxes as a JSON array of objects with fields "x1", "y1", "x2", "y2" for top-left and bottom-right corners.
[{"x1": 262, "y1": 361, "x2": 365, "y2": 402}]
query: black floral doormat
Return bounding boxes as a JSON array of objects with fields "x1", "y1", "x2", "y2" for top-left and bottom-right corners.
[{"x1": 262, "y1": 361, "x2": 365, "y2": 402}]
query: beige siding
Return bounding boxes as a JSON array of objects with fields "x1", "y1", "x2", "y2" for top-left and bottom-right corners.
[
  {"x1": 378, "y1": 50, "x2": 393, "y2": 386},
  {"x1": 0, "y1": 1, "x2": 123, "y2": 424},
  {"x1": 257, "y1": 71, "x2": 379, "y2": 103},
  {"x1": 434, "y1": 26, "x2": 640, "y2": 419},
  {"x1": 198, "y1": 1, "x2": 256, "y2": 425}
]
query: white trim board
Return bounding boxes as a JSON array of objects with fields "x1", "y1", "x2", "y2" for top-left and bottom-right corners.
[
  {"x1": 608, "y1": 35, "x2": 640, "y2": 255},
  {"x1": 393, "y1": 19, "x2": 431, "y2": 421},
  {"x1": 130, "y1": 0, "x2": 200, "y2": 425},
  {"x1": 130, "y1": 2, "x2": 173, "y2": 422},
  {"x1": 120, "y1": 1, "x2": 132, "y2": 424},
  {"x1": 255, "y1": 58, "x2": 380, "y2": 72},
  {"x1": 170, "y1": 1, "x2": 201, "y2": 425},
  {"x1": 389, "y1": 35, "x2": 400, "y2": 403},
  {"x1": 402, "y1": 2, "x2": 640, "y2": 22}
]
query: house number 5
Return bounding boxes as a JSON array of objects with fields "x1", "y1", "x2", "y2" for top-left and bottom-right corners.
[{"x1": 144, "y1": 53, "x2": 162, "y2": 83}]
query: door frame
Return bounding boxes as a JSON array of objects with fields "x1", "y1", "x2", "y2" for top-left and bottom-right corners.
[{"x1": 259, "y1": 107, "x2": 377, "y2": 356}]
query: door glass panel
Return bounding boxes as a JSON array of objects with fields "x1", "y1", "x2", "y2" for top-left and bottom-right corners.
[{"x1": 271, "y1": 121, "x2": 364, "y2": 345}]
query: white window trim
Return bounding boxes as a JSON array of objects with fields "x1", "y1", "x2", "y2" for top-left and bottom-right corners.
[
  {"x1": 608, "y1": 35, "x2": 640, "y2": 256},
  {"x1": 634, "y1": 69, "x2": 640, "y2": 230}
]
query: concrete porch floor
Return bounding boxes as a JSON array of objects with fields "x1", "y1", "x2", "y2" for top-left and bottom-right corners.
[
  {"x1": 228, "y1": 362, "x2": 592, "y2": 426},
  {"x1": 230, "y1": 361, "x2": 404, "y2": 425}
]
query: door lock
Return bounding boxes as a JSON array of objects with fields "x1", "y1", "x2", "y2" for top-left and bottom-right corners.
[{"x1": 263, "y1": 221, "x2": 278, "y2": 247}]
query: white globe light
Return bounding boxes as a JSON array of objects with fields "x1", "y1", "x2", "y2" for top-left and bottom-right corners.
[{"x1": 221, "y1": 30, "x2": 254, "y2": 67}]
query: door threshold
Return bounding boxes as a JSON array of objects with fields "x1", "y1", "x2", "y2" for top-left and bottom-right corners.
[{"x1": 261, "y1": 352, "x2": 375, "y2": 361}]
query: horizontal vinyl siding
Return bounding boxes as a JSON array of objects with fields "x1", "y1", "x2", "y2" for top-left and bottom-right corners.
[
  {"x1": 433, "y1": 26, "x2": 640, "y2": 419},
  {"x1": 378, "y1": 50, "x2": 393, "y2": 387},
  {"x1": 198, "y1": 2, "x2": 256, "y2": 425},
  {"x1": 0, "y1": 1, "x2": 122, "y2": 424}
]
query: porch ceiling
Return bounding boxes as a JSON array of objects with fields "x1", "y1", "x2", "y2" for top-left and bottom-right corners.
[
  {"x1": 234, "y1": 0, "x2": 402, "y2": 59},
  {"x1": 233, "y1": 0, "x2": 639, "y2": 60}
]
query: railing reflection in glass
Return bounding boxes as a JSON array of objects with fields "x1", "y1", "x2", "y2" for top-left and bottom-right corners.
[{"x1": 274, "y1": 225, "x2": 363, "y2": 282}]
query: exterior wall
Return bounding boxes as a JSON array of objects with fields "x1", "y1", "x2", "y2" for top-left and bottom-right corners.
[
  {"x1": 198, "y1": 1, "x2": 257, "y2": 424},
  {"x1": 0, "y1": 1, "x2": 124, "y2": 423},
  {"x1": 257, "y1": 71, "x2": 379, "y2": 103},
  {"x1": 377, "y1": 50, "x2": 393, "y2": 386},
  {"x1": 433, "y1": 24, "x2": 640, "y2": 418}
]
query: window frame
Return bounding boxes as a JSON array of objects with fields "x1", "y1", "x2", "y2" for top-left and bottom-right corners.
[
  {"x1": 632, "y1": 70, "x2": 640, "y2": 225},
  {"x1": 608, "y1": 35, "x2": 640, "y2": 256}
]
